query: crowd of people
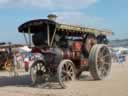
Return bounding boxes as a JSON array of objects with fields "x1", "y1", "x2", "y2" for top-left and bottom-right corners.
[{"x1": 112, "y1": 47, "x2": 128, "y2": 64}]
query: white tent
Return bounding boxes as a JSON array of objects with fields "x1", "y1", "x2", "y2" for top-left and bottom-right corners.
[
  {"x1": 18, "y1": 46, "x2": 31, "y2": 52},
  {"x1": 113, "y1": 47, "x2": 128, "y2": 54},
  {"x1": 113, "y1": 47, "x2": 128, "y2": 51}
]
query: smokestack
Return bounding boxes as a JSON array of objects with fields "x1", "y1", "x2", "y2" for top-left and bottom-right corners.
[{"x1": 47, "y1": 14, "x2": 57, "y2": 21}]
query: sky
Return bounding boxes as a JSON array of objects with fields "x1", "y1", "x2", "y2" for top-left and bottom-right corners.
[{"x1": 0, "y1": 0, "x2": 127, "y2": 43}]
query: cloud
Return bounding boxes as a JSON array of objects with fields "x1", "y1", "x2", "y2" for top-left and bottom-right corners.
[
  {"x1": 0, "y1": 0, "x2": 97, "y2": 10},
  {"x1": 0, "y1": 0, "x2": 104, "y2": 28},
  {"x1": 54, "y1": 11, "x2": 104, "y2": 28}
]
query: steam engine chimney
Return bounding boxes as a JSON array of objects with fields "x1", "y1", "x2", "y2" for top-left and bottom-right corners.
[{"x1": 47, "y1": 14, "x2": 57, "y2": 21}]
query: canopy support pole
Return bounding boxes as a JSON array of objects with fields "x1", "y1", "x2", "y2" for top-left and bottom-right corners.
[
  {"x1": 23, "y1": 32, "x2": 28, "y2": 46},
  {"x1": 47, "y1": 24, "x2": 50, "y2": 46},
  {"x1": 28, "y1": 27, "x2": 31, "y2": 47},
  {"x1": 50, "y1": 25, "x2": 57, "y2": 46}
]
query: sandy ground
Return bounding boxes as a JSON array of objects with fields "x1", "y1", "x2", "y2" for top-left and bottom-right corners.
[{"x1": 0, "y1": 62, "x2": 128, "y2": 96}]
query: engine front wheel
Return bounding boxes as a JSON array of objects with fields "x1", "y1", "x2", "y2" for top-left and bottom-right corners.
[
  {"x1": 57, "y1": 60, "x2": 75, "y2": 88},
  {"x1": 30, "y1": 60, "x2": 46, "y2": 85}
]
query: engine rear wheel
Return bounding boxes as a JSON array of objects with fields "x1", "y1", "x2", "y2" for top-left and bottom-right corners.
[{"x1": 89, "y1": 44, "x2": 112, "y2": 80}]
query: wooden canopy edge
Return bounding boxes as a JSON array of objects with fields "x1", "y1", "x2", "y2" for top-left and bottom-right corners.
[
  {"x1": 18, "y1": 19, "x2": 56, "y2": 33},
  {"x1": 18, "y1": 19, "x2": 113, "y2": 36},
  {"x1": 57, "y1": 24, "x2": 113, "y2": 36}
]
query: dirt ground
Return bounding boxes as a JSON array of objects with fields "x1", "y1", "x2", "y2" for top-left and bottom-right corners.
[{"x1": 0, "y1": 62, "x2": 128, "y2": 96}]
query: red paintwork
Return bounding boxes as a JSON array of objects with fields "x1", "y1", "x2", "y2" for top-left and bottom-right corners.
[{"x1": 31, "y1": 47, "x2": 42, "y2": 53}]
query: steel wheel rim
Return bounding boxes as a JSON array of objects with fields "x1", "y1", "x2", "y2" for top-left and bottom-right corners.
[
  {"x1": 58, "y1": 60, "x2": 75, "y2": 88},
  {"x1": 97, "y1": 46, "x2": 111, "y2": 78},
  {"x1": 61, "y1": 62, "x2": 74, "y2": 82},
  {"x1": 31, "y1": 61, "x2": 46, "y2": 83}
]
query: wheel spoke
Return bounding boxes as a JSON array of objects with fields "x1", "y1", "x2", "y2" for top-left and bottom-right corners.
[
  {"x1": 101, "y1": 47, "x2": 109, "y2": 58},
  {"x1": 104, "y1": 61, "x2": 111, "y2": 65},
  {"x1": 62, "y1": 70, "x2": 67, "y2": 74},
  {"x1": 98, "y1": 47, "x2": 105, "y2": 57},
  {"x1": 97, "y1": 63, "x2": 101, "y2": 69},
  {"x1": 67, "y1": 75, "x2": 72, "y2": 80},
  {"x1": 102, "y1": 67, "x2": 107, "y2": 76},
  {"x1": 99, "y1": 63, "x2": 109, "y2": 77},
  {"x1": 98, "y1": 64, "x2": 103, "y2": 71},
  {"x1": 100, "y1": 52, "x2": 103, "y2": 57},
  {"x1": 101, "y1": 47, "x2": 106, "y2": 55},
  {"x1": 61, "y1": 74, "x2": 68, "y2": 81},
  {"x1": 34, "y1": 65, "x2": 37, "y2": 70},
  {"x1": 99, "y1": 67, "x2": 105, "y2": 77},
  {"x1": 69, "y1": 66, "x2": 73, "y2": 72},
  {"x1": 104, "y1": 64, "x2": 110, "y2": 70},
  {"x1": 37, "y1": 63, "x2": 40, "y2": 70},
  {"x1": 102, "y1": 54, "x2": 110, "y2": 59},
  {"x1": 63, "y1": 63, "x2": 67, "y2": 71},
  {"x1": 39, "y1": 63, "x2": 42, "y2": 70},
  {"x1": 41, "y1": 66, "x2": 44, "y2": 71},
  {"x1": 66, "y1": 63, "x2": 70, "y2": 71},
  {"x1": 68, "y1": 65, "x2": 71, "y2": 70},
  {"x1": 68, "y1": 73, "x2": 73, "y2": 80}
]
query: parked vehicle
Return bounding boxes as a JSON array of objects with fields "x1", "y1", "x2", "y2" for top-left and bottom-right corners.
[
  {"x1": 0, "y1": 43, "x2": 23, "y2": 72},
  {"x1": 18, "y1": 14, "x2": 113, "y2": 88}
]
